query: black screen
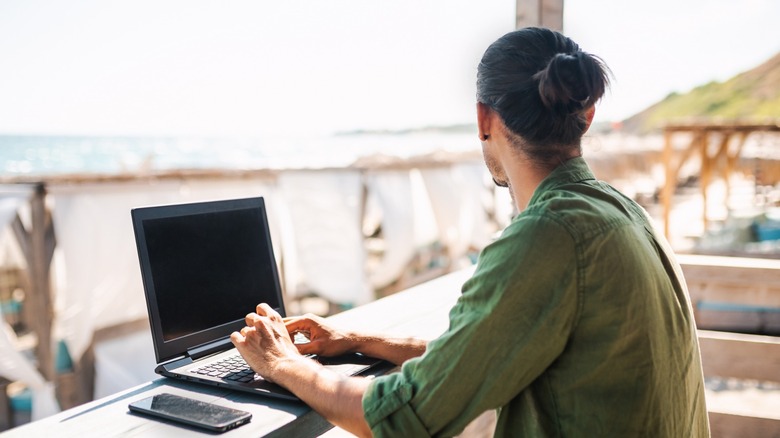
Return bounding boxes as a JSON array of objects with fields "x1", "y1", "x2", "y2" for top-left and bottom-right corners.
[{"x1": 142, "y1": 206, "x2": 280, "y2": 342}]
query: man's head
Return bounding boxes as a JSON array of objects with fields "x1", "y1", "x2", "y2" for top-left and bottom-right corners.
[{"x1": 476, "y1": 27, "x2": 610, "y2": 172}]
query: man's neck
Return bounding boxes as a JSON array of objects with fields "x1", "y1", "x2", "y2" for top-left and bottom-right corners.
[{"x1": 506, "y1": 155, "x2": 554, "y2": 212}]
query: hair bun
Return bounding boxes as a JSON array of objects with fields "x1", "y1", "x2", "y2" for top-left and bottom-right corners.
[
  {"x1": 476, "y1": 27, "x2": 611, "y2": 156},
  {"x1": 535, "y1": 52, "x2": 604, "y2": 114}
]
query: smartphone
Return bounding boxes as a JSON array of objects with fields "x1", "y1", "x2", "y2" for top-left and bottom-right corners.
[{"x1": 128, "y1": 393, "x2": 252, "y2": 433}]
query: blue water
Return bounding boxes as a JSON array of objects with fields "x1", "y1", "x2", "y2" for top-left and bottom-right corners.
[{"x1": 0, "y1": 132, "x2": 479, "y2": 177}]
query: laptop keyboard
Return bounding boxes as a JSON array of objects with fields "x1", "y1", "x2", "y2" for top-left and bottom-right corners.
[
  {"x1": 191, "y1": 354, "x2": 256, "y2": 382},
  {"x1": 191, "y1": 353, "x2": 372, "y2": 383}
]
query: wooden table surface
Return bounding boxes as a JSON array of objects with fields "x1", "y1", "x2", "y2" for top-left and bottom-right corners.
[{"x1": 3, "y1": 267, "x2": 473, "y2": 437}]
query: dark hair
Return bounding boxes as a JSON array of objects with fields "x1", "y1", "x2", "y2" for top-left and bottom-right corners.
[{"x1": 477, "y1": 27, "x2": 610, "y2": 164}]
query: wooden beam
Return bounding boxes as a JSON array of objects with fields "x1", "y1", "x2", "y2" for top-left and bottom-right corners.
[
  {"x1": 662, "y1": 129, "x2": 703, "y2": 238},
  {"x1": 699, "y1": 131, "x2": 711, "y2": 230},
  {"x1": 698, "y1": 330, "x2": 780, "y2": 382},
  {"x1": 714, "y1": 132, "x2": 734, "y2": 204},
  {"x1": 516, "y1": 0, "x2": 540, "y2": 29},
  {"x1": 0, "y1": 150, "x2": 485, "y2": 186},
  {"x1": 662, "y1": 128, "x2": 673, "y2": 238},
  {"x1": 679, "y1": 255, "x2": 780, "y2": 333},
  {"x1": 11, "y1": 185, "x2": 57, "y2": 382},
  {"x1": 665, "y1": 122, "x2": 780, "y2": 133},
  {"x1": 708, "y1": 411, "x2": 780, "y2": 438},
  {"x1": 0, "y1": 377, "x2": 11, "y2": 431},
  {"x1": 516, "y1": 0, "x2": 564, "y2": 31},
  {"x1": 540, "y1": 0, "x2": 563, "y2": 31},
  {"x1": 724, "y1": 132, "x2": 750, "y2": 200},
  {"x1": 679, "y1": 254, "x2": 780, "y2": 308}
]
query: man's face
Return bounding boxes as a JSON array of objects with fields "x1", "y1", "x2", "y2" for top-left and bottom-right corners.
[{"x1": 481, "y1": 141, "x2": 508, "y2": 188}]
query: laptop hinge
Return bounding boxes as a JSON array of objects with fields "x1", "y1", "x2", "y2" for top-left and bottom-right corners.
[{"x1": 187, "y1": 338, "x2": 233, "y2": 361}]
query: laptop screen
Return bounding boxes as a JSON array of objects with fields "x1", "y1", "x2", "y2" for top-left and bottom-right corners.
[{"x1": 133, "y1": 197, "x2": 284, "y2": 362}]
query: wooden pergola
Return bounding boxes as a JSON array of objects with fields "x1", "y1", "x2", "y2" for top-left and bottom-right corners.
[
  {"x1": 661, "y1": 121, "x2": 780, "y2": 238},
  {"x1": 515, "y1": 0, "x2": 563, "y2": 30}
]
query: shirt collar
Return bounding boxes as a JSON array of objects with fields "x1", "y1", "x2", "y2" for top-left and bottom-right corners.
[{"x1": 526, "y1": 156, "x2": 596, "y2": 207}]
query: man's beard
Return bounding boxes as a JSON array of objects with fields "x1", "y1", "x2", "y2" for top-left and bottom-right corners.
[
  {"x1": 486, "y1": 159, "x2": 508, "y2": 188},
  {"x1": 482, "y1": 151, "x2": 508, "y2": 188},
  {"x1": 492, "y1": 177, "x2": 508, "y2": 188}
]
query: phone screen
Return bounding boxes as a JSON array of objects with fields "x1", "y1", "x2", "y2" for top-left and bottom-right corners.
[{"x1": 129, "y1": 393, "x2": 252, "y2": 432}]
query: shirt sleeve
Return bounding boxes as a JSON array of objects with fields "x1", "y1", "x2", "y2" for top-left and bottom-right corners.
[{"x1": 362, "y1": 214, "x2": 580, "y2": 437}]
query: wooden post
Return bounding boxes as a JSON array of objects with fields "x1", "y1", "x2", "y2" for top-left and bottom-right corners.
[
  {"x1": 725, "y1": 131, "x2": 750, "y2": 205},
  {"x1": 11, "y1": 184, "x2": 57, "y2": 383},
  {"x1": 516, "y1": 0, "x2": 564, "y2": 31},
  {"x1": 698, "y1": 130, "x2": 711, "y2": 231},
  {"x1": 714, "y1": 132, "x2": 733, "y2": 206},
  {"x1": 0, "y1": 377, "x2": 11, "y2": 431},
  {"x1": 662, "y1": 129, "x2": 674, "y2": 238}
]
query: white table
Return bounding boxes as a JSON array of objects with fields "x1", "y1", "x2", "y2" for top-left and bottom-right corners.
[{"x1": 3, "y1": 268, "x2": 473, "y2": 437}]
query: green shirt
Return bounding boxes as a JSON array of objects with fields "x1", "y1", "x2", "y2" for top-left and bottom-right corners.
[{"x1": 362, "y1": 157, "x2": 710, "y2": 437}]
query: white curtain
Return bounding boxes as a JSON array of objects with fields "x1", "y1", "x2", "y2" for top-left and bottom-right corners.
[
  {"x1": 92, "y1": 330, "x2": 157, "y2": 399},
  {"x1": 420, "y1": 163, "x2": 493, "y2": 263},
  {"x1": 277, "y1": 170, "x2": 371, "y2": 305},
  {"x1": 0, "y1": 191, "x2": 29, "y2": 268},
  {"x1": 0, "y1": 322, "x2": 59, "y2": 420},
  {"x1": 364, "y1": 171, "x2": 417, "y2": 289},
  {"x1": 50, "y1": 182, "x2": 180, "y2": 362},
  {"x1": 0, "y1": 195, "x2": 27, "y2": 232},
  {"x1": 49, "y1": 179, "x2": 276, "y2": 361}
]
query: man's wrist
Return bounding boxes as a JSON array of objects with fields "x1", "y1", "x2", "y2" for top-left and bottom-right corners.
[
  {"x1": 271, "y1": 354, "x2": 320, "y2": 388},
  {"x1": 343, "y1": 331, "x2": 367, "y2": 354}
]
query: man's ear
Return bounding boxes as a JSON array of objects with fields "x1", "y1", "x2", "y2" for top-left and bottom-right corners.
[
  {"x1": 477, "y1": 102, "x2": 493, "y2": 141},
  {"x1": 583, "y1": 106, "x2": 596, "y2": 132}
]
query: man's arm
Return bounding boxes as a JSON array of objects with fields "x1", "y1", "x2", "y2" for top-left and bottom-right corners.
[
  {"x1": 232, "y1": 304, "x2": 424, "y2": 437},
  {"x1": 266, "y1": 355, "x2": 373, "y2": 437},
  {"x1": 284, "y1": 314, "x2": 427, "y2": 365},
  {"x1": 344, "y1": 334, "x2": 427, "y2": 366}
]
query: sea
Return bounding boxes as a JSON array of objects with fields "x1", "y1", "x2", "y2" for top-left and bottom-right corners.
[{"x1": 0, "y1": 132, "x2": 480, "y2": 177}]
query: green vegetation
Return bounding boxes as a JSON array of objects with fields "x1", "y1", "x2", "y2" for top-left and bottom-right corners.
[{"x1": 622, "y1": 52, "x2": 780, "y2": 133}]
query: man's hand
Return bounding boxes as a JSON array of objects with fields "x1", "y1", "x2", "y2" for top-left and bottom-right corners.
[
  {"x1": 284, "y1": 313, "x2": 356, "y2": 357},
  {"x1": 231, "y1": 303, "x2": 374, "y2": 437},
  {"x1": 288, "y1": 314, "x2": 427, "y2": 366},
  {"x1": 230, "y1": 303, "x2": 302, "y2": 382}
]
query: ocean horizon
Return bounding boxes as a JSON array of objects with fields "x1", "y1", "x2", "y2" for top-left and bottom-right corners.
[{"x1": 0, "y1": 131, "x2": 480, "y2": 178}]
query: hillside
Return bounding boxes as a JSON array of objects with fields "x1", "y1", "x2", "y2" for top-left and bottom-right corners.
[{"x1": 621, "y1": 51, "x2": 780, "y2": 133}]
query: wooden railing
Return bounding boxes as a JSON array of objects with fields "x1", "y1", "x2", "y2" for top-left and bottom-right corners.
[{"x1": 679, "y1": 254, "x2": 780, "y2": 437}]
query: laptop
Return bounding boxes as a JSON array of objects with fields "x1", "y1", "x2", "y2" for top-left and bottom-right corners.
[{"x1": 131, "y1": 196, "x2": 381, "y2": 401}]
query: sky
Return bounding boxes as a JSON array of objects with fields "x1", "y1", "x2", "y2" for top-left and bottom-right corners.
[{"x1": 0, "y1": 0, "x2": 778, "y2": 138}]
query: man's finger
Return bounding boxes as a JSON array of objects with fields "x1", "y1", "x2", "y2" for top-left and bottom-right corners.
[
  {"x1": 284, "y1": 318, "x2": 312, "y2": 333},
  {"x1": 252, "y1": 317, "x2": 277, "y2": 336},
  {"x1": 230, "y1": 331, "x2": 244, "y2": 344},
  {"x1": 295, "y1": 341, "x2": 316, "y2": 355},
  {"x1": 245, "y1": 312, "x2": 260, "y2": 326},
  {"x1": 256, "y1": 303, "x2": 282, "y2": 322}
]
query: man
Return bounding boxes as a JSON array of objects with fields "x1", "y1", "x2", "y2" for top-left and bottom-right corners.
[{"x1": 231, "y1": 27, "x2": 710, "y2": 437}]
